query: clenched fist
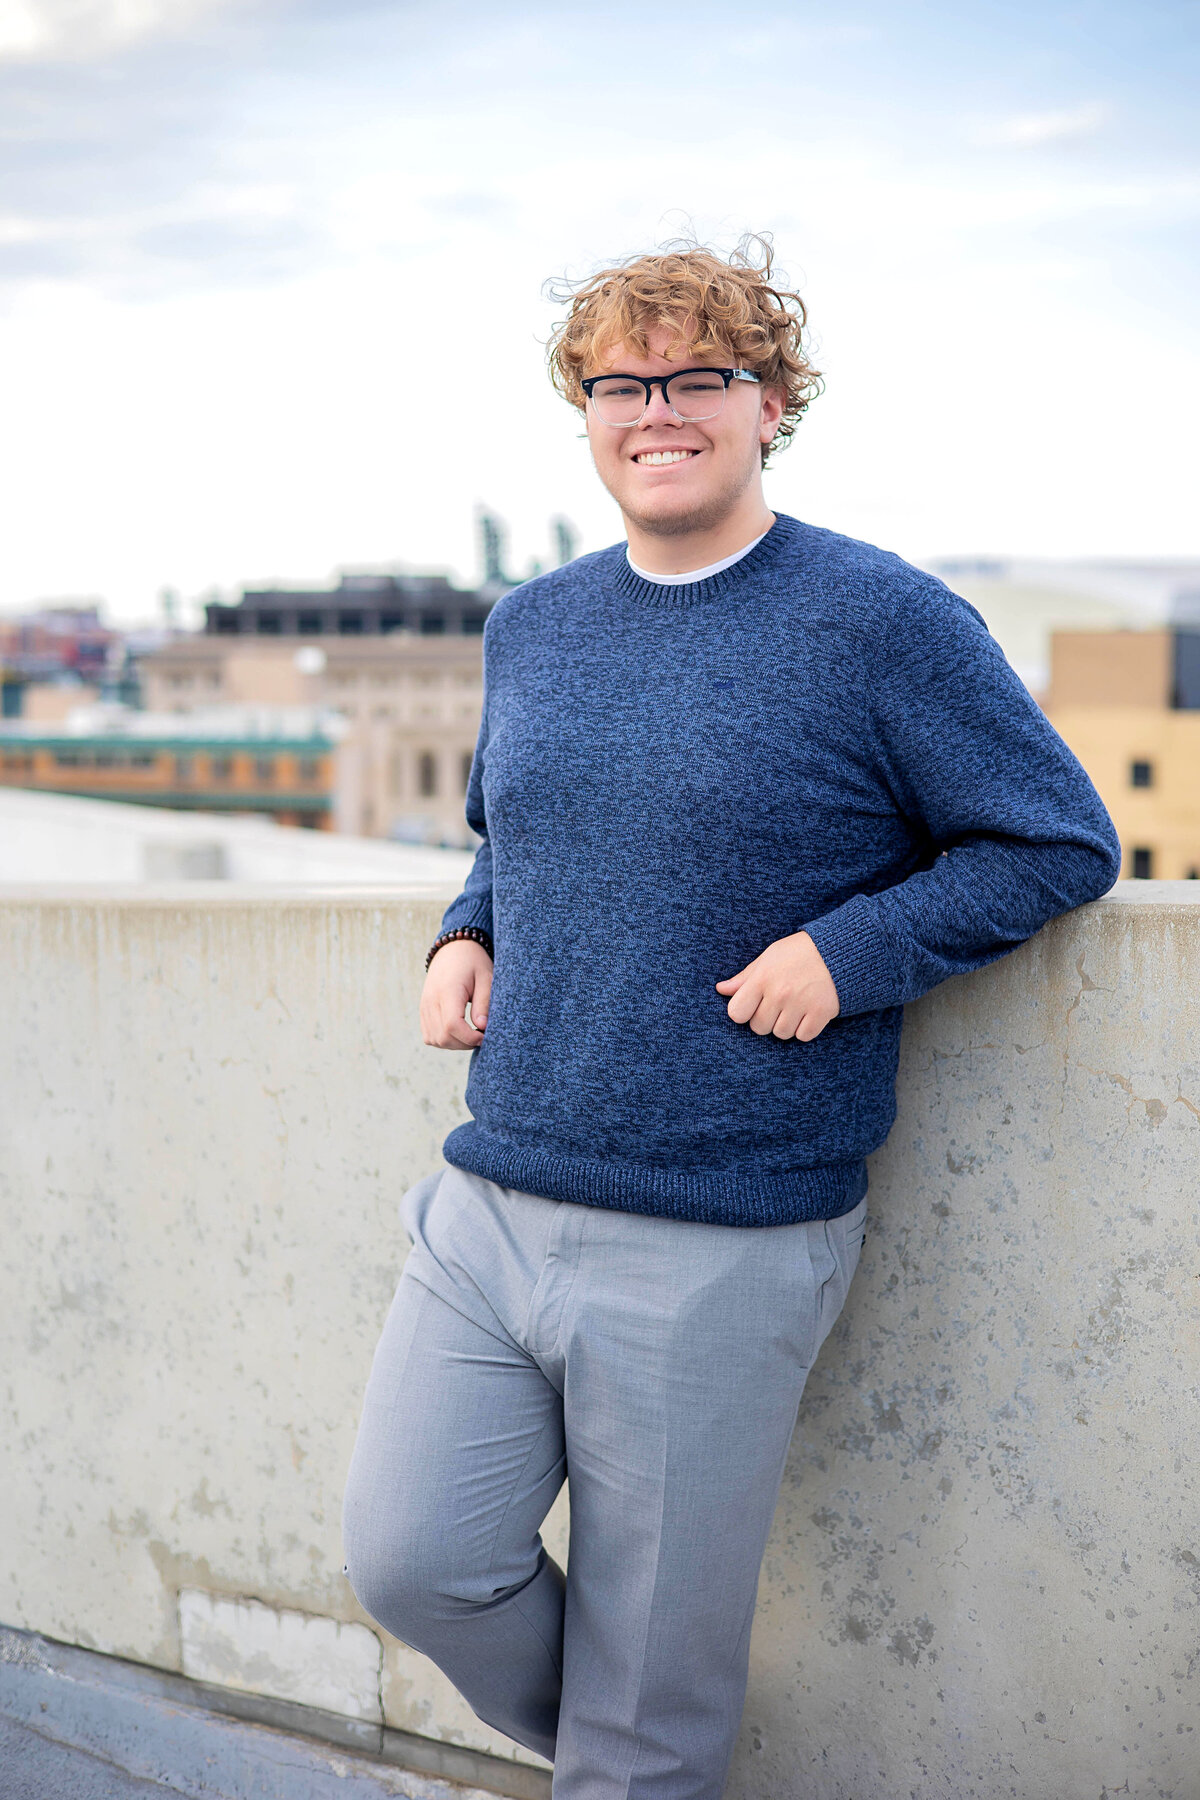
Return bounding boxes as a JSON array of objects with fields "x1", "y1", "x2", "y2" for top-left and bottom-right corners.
[
  {"x1": 715, "y1": 931, "x2": 840, "y2": 1042},
  {"x1": 420, "y1": 938, "x2": 493, "y2": 1050}
]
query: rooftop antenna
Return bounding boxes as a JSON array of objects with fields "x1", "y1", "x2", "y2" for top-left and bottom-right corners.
[
  {"x1": 478, "y1": 508, "x2": 503, "y2": 584},
  {"x1": 552, "y1": 517, "x2": 578, "y2": 568},
  {"x1": 476, "y1": 507, "x2": 515, "y2": 594}
]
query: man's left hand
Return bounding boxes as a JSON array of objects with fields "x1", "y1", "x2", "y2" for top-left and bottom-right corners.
[{"x1": 715, "y1": 931, "x2": 840, "y2": 1042}]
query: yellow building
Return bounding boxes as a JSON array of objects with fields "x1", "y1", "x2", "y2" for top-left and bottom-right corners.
[
  {"x1": 0, "y1": 705, "x2": 344, "y2": 831},
  {"x1": 1046, "y1": 629, "x2": 1200, "y2": 880}
]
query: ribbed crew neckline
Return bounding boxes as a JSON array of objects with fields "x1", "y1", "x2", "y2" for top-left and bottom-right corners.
[
  {"x1": 626, "y1": 526, "x2": 770, "y2": 586},
  {"x1": 609, "y1": 513, "x2": 798, "y2": 606}
]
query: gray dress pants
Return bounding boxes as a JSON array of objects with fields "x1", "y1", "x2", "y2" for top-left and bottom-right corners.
[{"x1": 342, "y1": 1165, "x2": 866, "y2": 1799}]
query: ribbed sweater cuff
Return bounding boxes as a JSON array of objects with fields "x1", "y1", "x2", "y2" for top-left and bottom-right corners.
[
  {"x1": 438, "y1": 894, "x2": 494, "y2": 940},
  {"x1": 803, "y1": 893, "x2": 900, "y2": 1018}
]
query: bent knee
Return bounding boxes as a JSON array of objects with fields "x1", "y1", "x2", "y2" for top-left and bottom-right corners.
[
  {"x1": 342, "y1": 1507, "x2": 494, "y2": 1640},
  {"x1": 344, "y1": 1526, "x2": 433, "y2": 1638}
]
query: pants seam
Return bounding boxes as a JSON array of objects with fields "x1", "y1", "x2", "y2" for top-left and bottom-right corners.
[
  {"x1": 484, "y1": 1406, "x2": 565, "y2": 1635},
  {"x1": 512, "y1": 1581, "x2": 565, "y2": 1684}
]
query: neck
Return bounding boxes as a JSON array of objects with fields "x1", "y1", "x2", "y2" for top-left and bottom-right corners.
[{"x1": 623, "y1": 491, "x2": 776, "y2": 577}]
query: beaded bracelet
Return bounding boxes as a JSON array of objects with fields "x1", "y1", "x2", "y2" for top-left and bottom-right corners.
[{"x1": 425, "y1": 925, "x2": 495, "y2": 972}]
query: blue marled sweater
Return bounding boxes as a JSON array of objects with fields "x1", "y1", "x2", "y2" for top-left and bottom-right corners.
[{"x1": 437, "y1": 512, "x2": 1120, "y2": 1226}]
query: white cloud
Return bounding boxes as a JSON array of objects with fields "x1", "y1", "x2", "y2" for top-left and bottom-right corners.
[
  {"x1": 975, "y1": 101, "x2": 1111, "y2": 149},
  {"x1": 0, "y1": 0, "x2": 238, "y2": 62},
  {"x1": 0, "y1": 8, "x2": 1194, "y2": 618}
]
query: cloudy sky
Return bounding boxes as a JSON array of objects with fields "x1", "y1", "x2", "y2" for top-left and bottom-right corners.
[{"x1": 1, "y1": 0, "x2": 1196, "y2": 623}]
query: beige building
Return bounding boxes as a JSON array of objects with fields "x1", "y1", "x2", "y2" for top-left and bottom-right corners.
[
  {"x1": 1046, "y1": 628, "x2": 1200, "y2": 880},
  {"x1": 140, "y1": 636, "x2": 484, "y2": 845},
  {"x1": 18, "y1": 681, "x2": 104, "y2": 722},
  {"x1": 926, "y1": 556, "x2": 1200, "y2": 699}
]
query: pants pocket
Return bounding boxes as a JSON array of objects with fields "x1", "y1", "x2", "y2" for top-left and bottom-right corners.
[
  {"x1": 398, "y1": 1168, "x2": 444, "y2": 1243},
  {"x1": 812, "y1": 1197, "x2": 867, "y2": 1362}
]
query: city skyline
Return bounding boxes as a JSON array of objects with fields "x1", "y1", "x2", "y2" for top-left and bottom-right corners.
[{"x1": 1, "y1": 0, "x2": 1196, "y2": 623}]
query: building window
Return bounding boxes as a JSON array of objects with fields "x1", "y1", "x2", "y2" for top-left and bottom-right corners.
[
  {"x1": 298, "y1": 757, "x2": 320, "y2": 783},
  {"x1": 254, "y1": 756, "x2": 276, "y2": 782},
  {"x1": 297, "y1": 814, "x2": 319, "y2": 829},
  {"x1": 462, "y1": 614, "x2": 485, "y2": 634},
  {"x1": 381, "y1": 612, "x2": 406, "y2": 633},
  {"x1": 130, "y1": 751, "x2": 155, "y2": 769},
  {"x1": 338, "y1": 612, "x2": 364, "y2": 634},
  {"x1": 460, "y1": 750, "x2": 473, "y2": 794},
  {"x1": 419, "y1": 613, "x2": 446, "y2": 635},
  {"x1": 93, "y1": 751, "x2": 118, "y2": 768},
  {"x1": 175, "y1": 754, "x2": 193, "y2": 781},
  {"x1": 1130, "y1": 760, "x2": 1154, "y2": 788},
  {"x1": 211, "y1": 756, "x2": 234, "y2": 781},
  {"x1": 1131, "y1": 847, "x2": 1154, "y2": 879},
  {"x1": 55, "y1": 751, "x2": 85, "y2": 768},
  {"x1": 257, "y1": 614, "x2": 281, "y2": 634},
  {"x1": 418, "y1": 751, "x2": 437, "y2": 797},
  {"x1": 297, "y1": 612, "x2": 323, "y2": 635}
]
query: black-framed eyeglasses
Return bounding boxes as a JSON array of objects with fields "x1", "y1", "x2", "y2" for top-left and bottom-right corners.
[{"x1": 580, "y1": 366, "x2": 761, "y2": 427}]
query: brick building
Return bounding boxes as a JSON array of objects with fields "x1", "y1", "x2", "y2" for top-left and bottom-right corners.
[{"x1": 0, "y1": 705, "x2": 347, "y2": 831}]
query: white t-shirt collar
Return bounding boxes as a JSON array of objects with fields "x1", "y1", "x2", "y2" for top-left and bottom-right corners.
[{"x1": 625, "y1": 527, "x2": 771, "y2": 587}]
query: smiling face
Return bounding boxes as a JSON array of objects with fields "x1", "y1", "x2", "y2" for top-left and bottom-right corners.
[{"x1": 584, "y1": 325, "x2": 784, "y2": 542}]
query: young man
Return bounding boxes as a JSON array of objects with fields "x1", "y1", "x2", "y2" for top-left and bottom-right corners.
[{"x1": 343, "y1": 242, "x2": 1120, "y2": 1798}]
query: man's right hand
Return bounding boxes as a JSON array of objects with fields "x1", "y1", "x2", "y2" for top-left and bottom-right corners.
[{"x1": 420, "y1": 939, "x2": 494, "y2": 1050}]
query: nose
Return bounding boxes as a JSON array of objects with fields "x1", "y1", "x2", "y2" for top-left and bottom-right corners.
[{"x1": 637, "y1": 382, "x2": 680, "y2": 428}]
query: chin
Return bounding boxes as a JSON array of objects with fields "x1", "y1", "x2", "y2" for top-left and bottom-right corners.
[
  {"x1": 621, "y1": 489, "x2": 738, "y2": 538},
  {"x1": 613, "y1": 452, "x2": 760, "y2": 537},
  {"x1": 626, "y1": 500, "x2": 737, "y2": 540}
]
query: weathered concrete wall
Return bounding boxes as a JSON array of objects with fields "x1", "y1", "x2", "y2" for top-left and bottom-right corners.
[
  {"x1": 735, "y1": 882, "x2": 1200, "y2": 1800},
  {"x1": 0, "y1": 885, "x2": 560, "y2": 1781},
  {"x1": 1, "y1": 884, "x2": 1197, "y2": 1798}
]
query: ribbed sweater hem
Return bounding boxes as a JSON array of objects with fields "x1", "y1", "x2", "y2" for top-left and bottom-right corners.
[{"x1": 442, "y1": 1123, "x2": 868, "y2": 1227}]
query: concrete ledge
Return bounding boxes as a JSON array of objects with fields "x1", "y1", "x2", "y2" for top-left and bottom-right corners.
[
  {"x1": 0, "y1": 1627, "x2": 552, "y2": 1800},
  {"x1": 0, "y1": 785, "x2": 477, "y2": 884}
]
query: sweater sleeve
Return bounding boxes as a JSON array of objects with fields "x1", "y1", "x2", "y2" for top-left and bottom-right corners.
[
  {"x1": 802, "y1": 577, "x2": 1122, "y2": 1017},
  {"x1": 436, "y1": 685, "x2": 494, "y2": 944}
]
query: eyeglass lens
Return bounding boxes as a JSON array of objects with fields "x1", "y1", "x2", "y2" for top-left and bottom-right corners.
[{"x1": 589, "y1": 371, "x2": 728, "y2": 425}]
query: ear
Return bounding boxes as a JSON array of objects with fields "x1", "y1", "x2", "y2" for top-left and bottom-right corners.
[{"x1": 759, "y1": 384, "x2": 786, "y2": 444}]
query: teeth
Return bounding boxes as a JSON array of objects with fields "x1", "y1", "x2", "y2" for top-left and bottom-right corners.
[{"x1": 636, "y1": 450, "x2": 695, "y2": 466}]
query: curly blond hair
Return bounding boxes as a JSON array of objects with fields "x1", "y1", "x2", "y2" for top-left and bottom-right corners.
[{"x1": 546, "y1": 234, "x2": 821, "y2": 467}]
